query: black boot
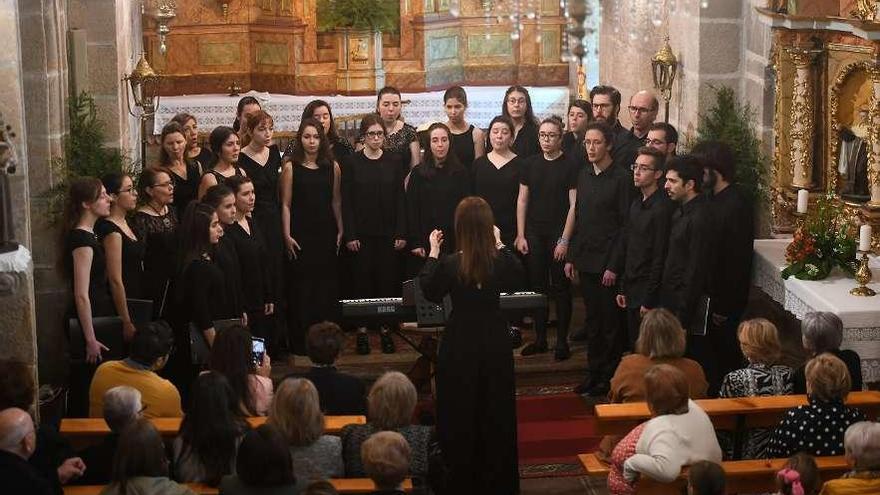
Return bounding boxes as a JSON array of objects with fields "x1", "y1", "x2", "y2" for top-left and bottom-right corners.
[
  {"x1": 380, "y1": 329, "x2": 396, "y2": 354},
  {"x1": 356, "y1": 330, "x2": 370, "y2": 355}
]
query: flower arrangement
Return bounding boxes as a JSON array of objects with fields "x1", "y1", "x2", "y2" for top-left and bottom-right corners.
[{"x1": 781, "y1": 195, "x2": 858, "y2": 280}]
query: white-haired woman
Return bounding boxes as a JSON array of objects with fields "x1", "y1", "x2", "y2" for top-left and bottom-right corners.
[
  {"x1": 820, "y1": 421, "x2": 880, "y2": 494},
  {"x1": 793, "y1": 312, "x2": 862, "y2": 394}
]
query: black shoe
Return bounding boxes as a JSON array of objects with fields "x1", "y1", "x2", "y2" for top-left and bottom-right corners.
[
  {"x1": 586, "y1": 382, "x2": 610, "y2": 398},
  {"x1": 573, "y1": 375, "x2": 596, "y2": 394},
  {"x1": 356, "y1": 332, "x2": 370, "y2": 355},
  {"x1": 569, "y1": 326, "x2": 589, "y2": 342},
  {"x1": 554, "y1": 344, "x2": 571, "y2": 361},
  {"x1": 520, "y1": 341, "x2": 548, "y2": 356},
  {"x1": 508, "y1": 326, "x2": 523, "y2": 349},
  {"x1": 380, "y1": 331, "x2": 396, "y2": 354}
]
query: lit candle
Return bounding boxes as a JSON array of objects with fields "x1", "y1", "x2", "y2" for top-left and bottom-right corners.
[
  {"x1": 860, "y1": 224, "x2": 872, "y2": 252},
  {"x1": 796, "y1": 189, "x2": 809, "y2": 214}
]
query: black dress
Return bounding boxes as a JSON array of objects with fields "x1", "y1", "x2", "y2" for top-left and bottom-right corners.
[
  {"x1": 65, "y1": 228, "x2": 114, "y2": 318},
  {"x1": 472, "y1": 155, "x2": 524, "y2": 246},
  {"x1": 419, "y1": 249, "x2": 524, "y2": 494},
  {"x1": 405, "y1": 164, "x2": 472, "y2": 256},
  {"x1": 287, "y1": 162, "x2": 338, "y2": 352},
  {"x1": 95, "y1": 218, "x2": 146, "y2": 299},
  {"x1": 214, "y1": 235, "x2": 244, "y2": 319},
  {"x1": 237, "y1": 145, "x2": 283, "y2": 302},
  {"x1": 284, "y1": 134, "x2": 354, "y2": 164},
  {"x1": 488, "y1": 120, "x2": 540, "y2": 159},
  {"x1": 192, "y1": 147, "x2": 215, "y2": 171},
  {"x1": 225, "y1": 218, "x2": 274, "y2": 338},
  {"x1": 383, "y1": 123, "x2": 418, "y2": 177},
  {"x1": 131, "y1": 210, "x2": 178, "y2": 319},
  {"x1": 206, "y1": 166, "x2": 244, "y2": 188},
  {"x1": 451, "y1": 125, "x2": 477, "y2": 170},
  {"x1": 167, "y1": 160, "x2": 202, "y2": 217}
]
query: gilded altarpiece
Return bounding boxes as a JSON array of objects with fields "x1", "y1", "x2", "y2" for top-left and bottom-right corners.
[
  {"x1": 766, "y1": 9, "x2": 880, "y2": 251},
  {"x1": 142, "y1": 0, "x2": 568, "y2": 96}
]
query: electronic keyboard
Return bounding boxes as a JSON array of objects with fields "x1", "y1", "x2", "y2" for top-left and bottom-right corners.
[{"x1": 340, "y1": 291, "x2": 547, "y2": 324}]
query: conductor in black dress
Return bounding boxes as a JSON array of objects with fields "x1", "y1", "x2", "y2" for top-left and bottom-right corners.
[{"x1": 419, "y1": 196, "x2": 524, "y2": 494}]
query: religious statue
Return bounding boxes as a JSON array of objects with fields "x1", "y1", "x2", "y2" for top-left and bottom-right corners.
[
  {"x1": 0, "y1": 113, "x2": 18, "y2": 254},
  {"x1": 350, "y1": 37, "x2": 369, "y2": 62},
  {"x1": 838, "y1": 107, "x2": 871, "y2": 202}
]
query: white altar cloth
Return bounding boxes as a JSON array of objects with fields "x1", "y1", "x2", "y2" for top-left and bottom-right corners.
[
  {"x1": 753, "y1": 238, "x2": 880, "y2": 384},
  {"x1": 153, "y1": 86, "x2": 571, "y2": 135}
]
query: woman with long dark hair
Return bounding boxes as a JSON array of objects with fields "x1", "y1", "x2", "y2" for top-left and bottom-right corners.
[
  {"x1": 280, "y1": 117, "x2": 343, "y2": 354},
  {"x1": 173, "y1": 371, "x2": 249, "y2": 486},
  {"x1": 373, "y1": 86, "x2": 420, "y2": 174},
  {"x1": 406, "y1": 122, "x2": 471, "y2": 275},
  {"x1": 171, "y1": 112, "x2": 214, "y2": 169},
  {"x1": 515, "y1": 116, "x2": 577, "y2": 360},
  {"x1": 490, "y1": 85, "x2": 540, "y2": 158},
  {"x1": 472, "y1": 115, "x2": 523, "y2": 247},
  {"x1": 202, "y1": 184, "x2": 245, "y2": 324},
  {"x1": 442, "y1": 86, "x2": 485, "y2": 170},
  {"x1": 418, "y1": 196, "x2": 524, "y2": 494},
  {"x1": 209, "y1": 324, "x2": 273, "y2": 416},
  {"x1": 133, "y1": 167, "x2": 178, "y2": 320},
  {"x1": 343, "y1": 114, "x2": 407, "y2": 355},
  {"x1": 158, "y1": 121, "x2": 202, "y2": 215},
  {"x1": 562, "y1": 99, "x2": 592, "y2": 156},
  {"x1": 98, "y1": 172, "x2": 145, "y2": 342},
  {"x1": 103, "y1": 419, "x2": 194, "y2": 495},
  {"x1": 198, "y1": 126, "x2": 245, "y2": 200},
  {"x1": 286, "y1": 99, "x2": 355, "y2": 163},
  {"x1": 232, "y1": 96, "x2": 262, "y2": 136}
]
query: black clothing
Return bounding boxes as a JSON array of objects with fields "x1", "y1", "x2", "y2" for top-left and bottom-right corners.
[
  {"x1": 179, "y1": 257, "x2": 229, "y2": 331},
  {"x1": 238, "y1": 145, "x2": 284, "y2": 301},
  {"x1": 206, "y1": 166, "x2": 244, "y2": 188},
  {"x1": 193, "y1": 148, "x2": 215, "y2": 171},
  {"x1": 767, "y1": 398, "x2": 866, "y2": 458},
  {"x1": 578, "y1": 271, "x2": 627, "y2": 383},
  {"x1": 95, "y1": 219, "x2": 146, "y2": 299},
  {"x1": 562, "y1": 131, "x2": 582, "y2": 157},
  {"x1": 450, "y1": 124, "x2": 477, "y2": 169},
  {"x1": 225, "y1": 219, "x2": 273, "y2": 326},
  {"x1": 287, "y1": 163, "x2": 339, "y2": 352},
  {"x1": 405, "y1": 163, "x2": 472, "y2": 253},
  {"x1": 30, "y1": 427, "x2": 70, "y2": 495},
  {"x1": 167, "y1": 160, "x2": 202, "y2": 216},
  {"x1": 382, "y1": 123, "x2": 418, "y2": 176},
  {"x1": 472, "y1": 155, "x2": 523, "y2": 246},
  {"x1": 708, "y1": 184, "x2": 754, "y2": 317},
  {"x1": 525, "y1": 233, "x2": 572, "y2": 346},
  {"x1": 65, "y1": 228, "x2": 114, "y2": 318},
  {"x1": 285, "y1": 366, "x2": 366, "y2": 415},
  {"x1": 610, "y1": 120, "x2": 640, "y2": 174},
  {"x1": 132, "y1": 210, "x2": 178, "y2": 318},
  {"x1": 285, "y1": 134, "x2": 355, "y2": 164},
  {"x1": 792, "y1": 349, "x2": 864, "y2": 394},
  {"x1": 660, "y1": 194, "x2": 713, "y2": 330},
  {"x1": 215, "y1": 236, "x2": 244, "y2": 319},
  {"x1": 0, "y1": 450, "x2": 55, "y2": 495},
  {"x1": 512, "y1": 121, "x2": 540, "y2": 158},
  {"x1": 76, "y1": 433, "x2": 118, "y2": 485},
  {"x1": 520, "y1": 153, "x2": 578, "y2": 237},
  {"x1": 419, "y1": 249, "x2": 524, "y2": 495}
]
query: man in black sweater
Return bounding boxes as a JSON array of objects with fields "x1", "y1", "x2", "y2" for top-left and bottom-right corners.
[
  {"x1": 616, "y1": 147, "x2": 674, "y2": 349},
  {"x1": 0, "y1": 408, "x2": 56, "y2": 495},
  {"x1": 660, "y1": 155, "x2": 713, "y2": 335},
  {"x1": 693, "y1": 141, "x2": 755, "y2": 395},
  {"x1": 567, "y1": 123, "x2": 634, "y2": 396}
]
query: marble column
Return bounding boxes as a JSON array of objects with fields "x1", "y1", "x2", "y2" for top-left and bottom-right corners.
[{"x1": 786, "y1": 46, "x2": 820, "y2": 189}]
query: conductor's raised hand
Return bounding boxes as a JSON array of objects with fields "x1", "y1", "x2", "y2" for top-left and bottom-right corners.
[
  {"x1": 493, "y1": 225, "x2": 502, "y2": 245},
  {"x1": 428, "y1": 229, "x2": 444, "y2": 258}
]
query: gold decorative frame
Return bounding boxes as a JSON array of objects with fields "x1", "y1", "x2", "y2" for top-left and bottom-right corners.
[{"x1": 827, "y1": 60, "x2": 875, "y2": 195}]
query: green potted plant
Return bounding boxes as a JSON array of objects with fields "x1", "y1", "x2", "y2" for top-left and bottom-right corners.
[{"x1": 316, "y1": 0, "x2": 400, "y2": 93}]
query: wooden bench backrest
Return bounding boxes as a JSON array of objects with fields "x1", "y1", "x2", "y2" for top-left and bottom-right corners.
[
  {"x1": 60, "y1": 415, "x2": 365, "y2": 438},
  {"x1": 64, "y1": 478, "x2": 413, "y2": 494},
  {"x1": 593, "y1": 391, "x2": 880, "y2": 435},
  {"x1": 578, "y1": 453, "x2": 849, "y2": 495}
]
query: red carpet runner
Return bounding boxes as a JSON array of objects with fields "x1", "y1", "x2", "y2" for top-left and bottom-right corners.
[{"x1": 517, "y1": 393, "x2": 601, "y2": 477}]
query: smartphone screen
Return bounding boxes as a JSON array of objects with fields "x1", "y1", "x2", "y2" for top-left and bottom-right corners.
[{"x1": 251, "y1": 337, "x2": 266, "y2": 367}]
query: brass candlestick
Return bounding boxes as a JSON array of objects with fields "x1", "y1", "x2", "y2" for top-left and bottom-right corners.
[
  {"x1": 792, "y1": 211, "x2": 807, "y2": 231},
  {"x1": 850, "y1": 251, "x2": 876, "y2": 297}
]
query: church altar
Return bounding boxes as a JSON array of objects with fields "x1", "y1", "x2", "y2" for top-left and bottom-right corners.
[
  {"x1": 753, "y1": 239, "x2": 880, "y2": 384},
  {"x1": 153, "y1": 86, "x2": 571, "y2": 135}
]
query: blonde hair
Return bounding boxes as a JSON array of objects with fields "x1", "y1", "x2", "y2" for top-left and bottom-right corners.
[
  {"x1": 635, "y1": 308, "x2": 686, "y2": 359},
  {"x1": 805, "y1": 353, "x2": 851, "y2": 402},
  {"x1": 737, "y1": 318, "x2": 782, "y2": 365},
  {"x1": 361, "y1": 431, "x2": 410, "y2": 489},
  {"x1": 268, "y1": 378, "x2": 324, "y2": 446},
  {"x1": 368, "y1": 372, "x2": 417, "y2": 431}
]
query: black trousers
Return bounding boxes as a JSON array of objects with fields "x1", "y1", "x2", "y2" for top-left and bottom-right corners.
[
  {"x1": 525, "y1": 234, "x2": 571, "y2": 346},
  {"x1": 625, "y1": 306, "x2": 642, "y2": 352},
  {"x1": 352, "y1": 236, "x2": 398, "y2": 298},
  {"x1": 579, "y1": 271, "x2": 626, "y2": 384},
  {"x1": 287, "y1": 235, "x2": 338, "y2": 354},
  {"x1": 687, "y1": 312, "x2": 745, "y2": 397}
]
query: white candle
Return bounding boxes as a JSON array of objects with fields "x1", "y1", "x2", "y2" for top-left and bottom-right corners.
[
  {"x1": 796, "y1": 189, "x2": 809, "y2": 214},
  {"x1": 860, "y1": 224, "x2": 872, "y2": 252}
]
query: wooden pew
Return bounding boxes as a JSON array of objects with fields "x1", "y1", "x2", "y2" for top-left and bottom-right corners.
[
  {"x1": 593, "y1": 391, "x2": 880, "y2": 436},
  {"x1": 65, "y1": 478, "x2": 414, "y2": 494},
  {"x1": 578, "y1": 452, "x2": 849, "y2": 495}
]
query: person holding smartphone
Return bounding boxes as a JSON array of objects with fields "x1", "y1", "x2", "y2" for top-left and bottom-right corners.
[{"x1": 209, "y1": 324, "x2": 272, "y2": 416}]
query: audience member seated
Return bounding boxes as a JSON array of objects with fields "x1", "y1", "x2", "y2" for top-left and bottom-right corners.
[
  {"x1": 0, "y1": 359, "x2": 85, "y2": 492},
  {"x1": 793, "y1": 312, "x2": 863, "y2": 394},
  {"x1": 76, "y1": 386, "x2": 142, "y2": 485},
  {"x1": 767, "y1": 353, "x2": 866, "y2": 458},
  {"x1": 341, "y1": 372, "x2": 431, "y2": 478},
  {"x1": 687, "y1": 460, "x2": 726, "y2": 495},
  {"x1": 101, "y1": 417, "x2": 195, "y2": 495},
  {"x1": 776, "y1": 453, "x2": 821, "y2": 495},
  {"x1": 0, "y1": 407, "x2": 56, "y2": 495},
  {"x1": 268, "y1": 378, "x2": 343, "y2": 480},
  {"x1": 621, "y1": 365, "x2": 722, "y2": 485},
  {"x1": 599, "y1": 309, "x2": 708, "y2": 461},
  {"x1": 210, "y1": 324, "x2": 274, "y2": 416},
  {"x1": 820, "y1": 421, "x2": 880, "y2": 495},
  {"x1": 89, "y1": 321, "x2": 183, "y2": 418},
  {"x1": 173, "y1": 372, "x2": 249, "y2": 486},
  {"x1": 362, "y1": 431, "x2": 411, "y2": 495},
  {"x1": 286, "y1": 322, "x2": 366, "y2": 415},
  {"x1": 219, "y1": 423, "x2": 306, "y2": 495},
  {"x1": 304, "y1": 480, "x2": 339, "y2": 495},
  {"x1": 718, "y1": 318, "x2": 793, "y2": 459}
]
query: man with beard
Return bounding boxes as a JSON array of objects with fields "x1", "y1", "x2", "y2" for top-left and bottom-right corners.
[
  {"x1": 567, "y1": 123, "x2": 633, "y2": 397},
  {"x1": 627, "y1": 91, "x2": 659, "y2": 143},
  {"x1": 589, "y1": 85, "x2": 641, "y2": 174},
  {"x1": 646, "y1": 122, "x2": 678, "y2": 159},
  {"x1": 692, "y1": 141, "x2": 754, "y2": 395}
]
